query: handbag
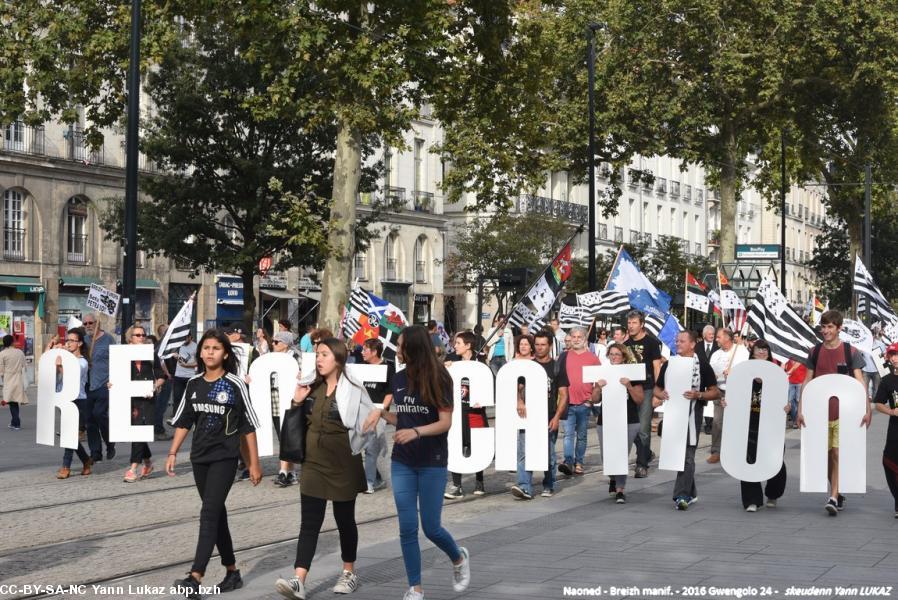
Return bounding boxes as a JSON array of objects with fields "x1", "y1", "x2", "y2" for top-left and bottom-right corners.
[{"x1": 279, "y1": 398, "x2": 314, "y2": 463}]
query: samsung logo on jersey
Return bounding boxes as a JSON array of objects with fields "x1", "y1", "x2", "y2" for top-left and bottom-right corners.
[{"x1": 193, "y1": 403, "x2": 226, "y2": 415}]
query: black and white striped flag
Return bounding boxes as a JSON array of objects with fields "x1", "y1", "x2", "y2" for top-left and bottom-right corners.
[
  {"x1": 854, "y1": 255, "x2": 896, "y2": 323},
  {"x1": 557, "y1": 290, "x2": 630, "y2": 330},
  {"x1": 748, "y1": 278, "x2": 820, "y2": 366},
  {"x1": 158, "y1": 294, "x2": 195, "y2": 359}
]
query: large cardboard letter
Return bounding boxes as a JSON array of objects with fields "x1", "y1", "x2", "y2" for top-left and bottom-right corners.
[
  {"x1": 658, "y1": 356, "x2": 696, "y2": 472},
  {"x1": 582, "y1": 363, "x2": 646, "y2": 475},
  {"x1": 720, "y1": 360, "x2": 787, "y2": 482},
  {"x1": 36, "y1": 349, "x2": 81, "y2": 449},
  {"x1": 345, "y1": 363, "x2": 388, "y2": 407},
  {"x1": 496, "y1": 359, "x2": 548, "y2": 471},
  {"x1": 248, "y1": 352, "x2": 299, "y2": 457},
  {"x1": 109, "y1": 344, "x2": 154, "y2": 443},
  {"x1": 447, "y1": 361, "x2": 495, "y2": 474},
  {"x1": 800, "y1": 374, "x2": 867, "y2": 493}
]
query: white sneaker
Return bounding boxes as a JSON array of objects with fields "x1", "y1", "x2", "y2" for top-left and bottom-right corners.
[
  {"x1": 452, "y1": 546, "x2": 470, "y2": 592},
  {"x1": 745, "y1": 504, "x2": 758, "y2": 512},
  {"x1": 333, "y1": 570, "x2": 359, "y2": 594},
  {"x1": 275, "y1": 576, "x2": 306, "y2": 599},
  {"x1": 403, "y1": 587, "x2": 424, "y2": 600}
]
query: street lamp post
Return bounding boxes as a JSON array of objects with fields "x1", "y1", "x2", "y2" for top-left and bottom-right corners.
[
  {"x1": 121, "y1": 0, "x2": 141, "y2": 340},
  {"x1": 586, "y1": 23, "x2": 601, "y2": 291}
]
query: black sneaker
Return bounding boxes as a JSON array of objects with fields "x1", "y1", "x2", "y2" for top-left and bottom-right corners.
[
  {"x1": 286, "y1": 472, "x2": 298, "y2": 486},
  {"x1": 106, "y1": 444, "x2": 116, "y2": 460},
  {"x1": 615, "y1": 492, "x2": 627, "y2": 504},
  {"x1": 175, "y1": 574, "x2": 202, "y2": 599},
  {"x1": 837, "y1": 494, "x2": 845, "y2": 511},
  {"x1": 510, "y1": 485, "x2": 533, "y2": 500},
  {"x1": 825, "y1": 498, "x2": 838, "y2": 516},
  {"x1": 274, "y1": 472, "x2": 288, "y2": 487},
  {"x1": 236, "y1": 469, "x2": 250, "y2": 482},
  {"x1": 218, "y1": 569, "x2": 243, "y2": 592},
  {"x1": 608, "y1": 478, "x2": 617, "y2": 497},
  {"x1": 473, "y1": 481, "x2": 485, "y2": 495},
  {"x1": 91, "y1": 453, "x2": 103, "y2": 463},
  {"x1": 558, "y1": 462, "x2": 573, "y2": 476},
  {"x1": 634, "y1": 466, "x2": 647, "y2": 478}
]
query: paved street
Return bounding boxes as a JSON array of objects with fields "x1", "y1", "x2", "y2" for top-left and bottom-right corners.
[{"x1": 1, "y1": 387, "x2": 896, "y2": 600}]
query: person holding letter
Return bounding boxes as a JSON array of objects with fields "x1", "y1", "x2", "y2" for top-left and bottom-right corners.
[
  {"x1": 874, "y1": 342, "x2": 898, "y2": 518},
  {"x1": 56, "y1": 328, "x2": 92, "y2": 478},
  {"x1": 167, "y1": 330, "x2": 262, "y2": 599},
  {"x1": 796, "y1": 310, "x2": 871, "y2": 516},
  {"x1": 623, "y1": 311, "x2": 663, "y2": 479},
  {"x1": 595, "y1": 343, "x2": 644, "y2": 504},
  {"x1": 363, "y1": 326, "x2": 470, "y2": 600},
  {"x1": 557, "y1": 327, "x2": 601, "y2": 476},
  {"x1": 444, "y1": 331, "x2": 487, "y2": 499},
  {"x1": 653, "y1": 331, "x2": 720, "y2": 510},
  {"x1": 739, "y1": 340, "x2": 788, "y2": 512},
  {"x1": 120, "y1": 325, "x2": 166, "y2": 483}
]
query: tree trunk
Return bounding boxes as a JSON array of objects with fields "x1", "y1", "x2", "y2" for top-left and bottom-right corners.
[
  {"x1": 241, "y1": 265, "x2": 256, "y2": 335},
  {"x1": 319, "y1": 117, "x2": 363, "y2": 332},
  {"x1": 718, "y1": 124, "x2": 739, "y2": 265}
]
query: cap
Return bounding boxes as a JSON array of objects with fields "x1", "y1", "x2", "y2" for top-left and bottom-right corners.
[
  {"x1": 273, "y1": 331, "x2": 295, "y2": 347},
  {"x1": 224, "y1": 325, "x2": 242, "y2": 335},
  {"x1": 886, "y1": 343, "x2": 898, "y2": 357}
]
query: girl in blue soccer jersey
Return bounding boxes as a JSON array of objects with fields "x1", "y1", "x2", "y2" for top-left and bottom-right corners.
[{"x1": 167, "y1": 330, "x2": 262, "y2": 599}]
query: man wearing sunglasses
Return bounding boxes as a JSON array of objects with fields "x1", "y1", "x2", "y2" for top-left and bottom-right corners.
[{"x1": 83, "y1": 314, "x2": 115, "y2": 462}]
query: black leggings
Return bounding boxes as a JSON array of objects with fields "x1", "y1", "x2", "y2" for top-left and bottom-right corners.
[
  {"x1": 191, "y1": 459, "x2": 238, "y2": 575},
  {"x1": 739, "y1": 421, "x2": 787, "y2": 508},
  {"x1": 451, "y1": 471, "x2": 483, "y2": 486},
  {"x1": 295, "y1": 493, "x2": 358, "y2": 570},
  {"x1": 883, "y1": 440, "x2": 898, "y2": 510}
]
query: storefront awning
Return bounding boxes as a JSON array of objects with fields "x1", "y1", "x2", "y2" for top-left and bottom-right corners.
[
  {"x1": 0, "y1": 275, "x2": 45, "y2": 293},
  {"x1": 299, "y1": 290, "x2": 321, "y2": 302},
  {"x1": 59, "y1": 276, "x2": 102, "y2": 288},
  {"x1": 138, "y1": 279, "x2": 161, "y2": 290},
  {"x1": 261, "y1": 288, "x2": 296, "y2": 300}
]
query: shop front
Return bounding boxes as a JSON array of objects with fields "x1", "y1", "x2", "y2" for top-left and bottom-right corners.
[
  {"x1": 259, "y1": 273, "x2": 293, "y2": 332},
  {"x1": 0, "y1": 274, "x2": 46, "y2": 383},
  {"x1": 215, "y1": 275, "x2": 244, "y2": 329},
  {"x1": 413, "y1": 293, "x2": 432, "y2": 325}
]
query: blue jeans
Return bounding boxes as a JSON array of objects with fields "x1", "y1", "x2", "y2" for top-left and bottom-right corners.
[
  {"x1": 633, "y1": 386, "x2": 654, "y2": 468},
  {"x1": 489, "y1": 355, "x2": 506, "y2": 377},
  {"x1": 563, "y1": 403, "x2": 591, "y2": 466},
  {"x1": 364, "y1": 435, "x2": 385, "y2": 490},
  {"x1": 86, "y1": 386, "x2": 111, "y2": 458},
  {"x1": 391, "y1": 461, "x2": 462, "y2": 587},
  {"x1": 788, "y1": 383, "x2": 801, "y2": 423},
  {"x1": 155, "y1": 379, "x2": 172, "y2": 432},
  {"x1": 516, "y1": 428, "x2": 558, "y2": 494}
]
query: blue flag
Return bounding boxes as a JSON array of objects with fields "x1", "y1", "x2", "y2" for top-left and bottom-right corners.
[
  {"x1": 606, "y1": 249, "x2": 672, "y2": 318},
  {"x1": 658, "y1": 314, "x2": 682, "y2": 355}
]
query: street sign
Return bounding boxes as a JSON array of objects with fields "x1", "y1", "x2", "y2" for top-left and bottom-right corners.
[{"x1": 735, "y1": 244, "x2": 781, "y2": 260}]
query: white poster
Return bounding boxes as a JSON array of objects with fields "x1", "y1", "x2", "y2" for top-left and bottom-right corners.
[
  {"x1": 582, "y1": 363, "x2": 646, "y2": 475},
  {"x1": 447, "y1": 361, "x2": 495, "y2": 474},
  {"x1": 108, "y1": 344, "x2": 154, "y2": 443},
  {"x1": 36, "y1": 350, "x2": 82, "y2": 449},
  {"x1": 495, "y1": 359, "x2": 548, "y2": 472},
  {"x1": 839, "y1": 318, "x2": 873, "y2": 353},
  {"x1": 86, "y1": 283, "x2": 121, "y2": 317},
  {"x1": 657, "y1": 356, "x2": 696, "y2": 472}
]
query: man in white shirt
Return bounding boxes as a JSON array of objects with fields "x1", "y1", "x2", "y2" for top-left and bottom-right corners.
[
  {"x1": 171, "y1": 333, "x2": 198, "y2": 414},
  {"x1": 707, "y1": 328, "x2": 749, "y2": 463}
]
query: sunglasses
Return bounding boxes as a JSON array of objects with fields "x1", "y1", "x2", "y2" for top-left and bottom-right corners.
[
  {"x1": 132, "y1": 333, "x2": 146, "y2": 338},
  {"x1": 83, "y1": 321, "x2": 95, "y2": 325}
]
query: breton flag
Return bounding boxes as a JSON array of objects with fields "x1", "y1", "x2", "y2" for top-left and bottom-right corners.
[
  {"x1": 342, "y1": 287, "x2": 408, "y2": 359},
  {"x1": 854, "y1": 255, "x2": 897, "y2": 323},
  {"x1": 685, "y1": 271, "x2": 710, "y2": 313},
  {"x1": 507, "y1": 232, "x2": 577, "y2": 330},
  {"x1": 718, "y1": 269, "x2": 747, "y2": 333},
  {"x1": 158, "y1": 293, "x2": 195, "y2": 359},
  {"x1": 747, "y1": 278, "x2": 820, "y2": 366},
  {"x1": 557, "y1": 290, "x2": 630, "y2": 329}
]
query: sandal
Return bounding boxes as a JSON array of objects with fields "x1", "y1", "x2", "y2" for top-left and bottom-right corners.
[{"x1": 574, "y1": 464, "x2": 584, "y2": 475}]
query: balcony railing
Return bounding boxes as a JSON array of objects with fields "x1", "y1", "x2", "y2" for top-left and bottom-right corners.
[
  {"x1": 614, "y1": 226, "x2": 623, "y2": 243},
  {"x1": 66, "y1": 128, "x2": 104, "y2": 164},
  {"x1": 413, "y1": 191, "x2": 434, "y2": 213},
  {"x1": 415, "y1": 260, "x2": 426, "y2": 283},
  {"x1": 3, "y1": 228, "x2": 25, "y2": 260},
  {"x1": 517, "y1": 194, "x2": 587, "y2": 224},
  {"x1": 3, "y1": 121, "x2": 46, "y2": 156},
  {"x1": 670, "y1": 181, "x2": 680, "y2": 197},
  {"x1": 385, "y1": 186, "x2": 406, "y2": 204},
  {"x1": 695, "y1": 242, "x2": 702, "y2": 255},
  {"x1": 598, "y1": 223, "x2": 608, "y2": 240},
  {"x1": 67, "y1": 234, "x2": 89, "y2": 264},
  {"x1": 385, "y1": 258, "x2": 397, "y2": 281}
]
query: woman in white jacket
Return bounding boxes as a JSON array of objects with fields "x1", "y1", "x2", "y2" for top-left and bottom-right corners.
[{"x1": 275, "y1": 338, "x2": 374, "y2": 600}]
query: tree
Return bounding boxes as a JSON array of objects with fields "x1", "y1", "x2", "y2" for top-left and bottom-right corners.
[
  {"x1": 445, "y1": 213, "x2": 578, "y2": 312},
  {"x1": 647, "y1": 235, "x2": 716, "y2": 301},
  {"x1": 99, "y1": 5, "x2": 366, "y2": 331}
]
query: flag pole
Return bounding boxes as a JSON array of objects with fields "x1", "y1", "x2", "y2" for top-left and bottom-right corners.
[
  {"x1": 603, "y1": 244, "x2": 624, "y2": 291},
  {"x1": 717, "y1": 268, "x2": 729, "y2": 329},
  {"x1": 477, "y1": 227, "x2": 581, "y2": 354},
  {"x1": 684, "y1": 268, "x2": 689, "y2": 331}
]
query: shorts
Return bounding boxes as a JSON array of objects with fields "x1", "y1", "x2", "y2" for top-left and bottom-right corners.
[{"x1": 828, "y1": 420, "x2": 839, "y2": 450}]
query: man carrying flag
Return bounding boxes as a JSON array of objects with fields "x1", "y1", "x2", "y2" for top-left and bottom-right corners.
[{"x1": 342, "y1": 287, "x2": 408, "y2": 361}]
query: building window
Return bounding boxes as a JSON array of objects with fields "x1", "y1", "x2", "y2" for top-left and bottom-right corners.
[
  {"x1": 414, "y1": 236, "x2": 427, "y2": 283},
  {"x1": 354, "y1": 252, "x2": 367, "y2": 281},
  {"x1": 385, "y1": 234, "x2": 398, "y2": 281},
  {"x1": 3, "y1": 189, "x2": 25, "y2": 260},
  {"x1": 66, "y1": 197, "x2": 89, "y2": 264}
]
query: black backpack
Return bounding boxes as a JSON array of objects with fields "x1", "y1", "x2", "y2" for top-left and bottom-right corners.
[{"x1": 809, "y1": 342, "x2": 853, "y2": 375}]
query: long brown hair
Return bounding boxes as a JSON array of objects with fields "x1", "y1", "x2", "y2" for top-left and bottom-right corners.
[
  {"x1": 400, "y1": 325, "x2": 452, "y2": 409},
  {"x1": 313, "y1": 337, "x2": 347, "y2": 387}
]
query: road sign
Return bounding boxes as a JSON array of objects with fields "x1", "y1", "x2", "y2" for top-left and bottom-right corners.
[{"x1": 735, "y1": 244, "x2": 781, "y2": 260}]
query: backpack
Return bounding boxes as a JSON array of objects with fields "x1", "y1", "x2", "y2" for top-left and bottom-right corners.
[{"x1": 809, "y1": 342, "x2": 853, "y2": 375}]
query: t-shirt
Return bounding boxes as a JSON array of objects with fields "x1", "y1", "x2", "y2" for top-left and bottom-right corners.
[
  {"x1": 77, "y1": 356, "x2": 89, "y2": 400},
  {"x1": 624, "y1": 333, "x2": 662, "y2": 389},
  {"x1": 363, "y1": 361, "x2": 395, "y2": 405},
  {"x1": 708, "y1": 344, "x2": 750, "y2": 391},
  {"x1": 536, "y1": 358, "x2": 560, "y2": 421},
  {"x1": 389, "y1": 369, "x2": 452, "y2": 468},
  {"x1": 430, "y1": 332, "x2": 445, "y2": 350},
  {"x1": 556, "y1": 350, "x2": 601, "y2": 405},
  {"x1": 85, "y1": 332, "x2": 112, "y2": 391},
  {"x1": 784, "y1": 360, "x2": 807, "y2": 385},
  {"x1": 596, "y1": 388, "x2": 639, "y2": 425},
  {"x1": 175, "y1": 341, "x2": 198, "y2": 378},
  {"x1": 875, "y1": 373, "x2": 898, "y2": 440},
  {"x1": 172, "y1": 373, "x2": 259, "y2": 463},
  {"x1": 657, "y1": 356, "x2": 718, "y2": 446},
  {"x1": 300, "y1": 333, "x2": 314, "y2": 353},
  {"x1": 807, "y1": 342, "x2": 865, "y2": 421}
]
